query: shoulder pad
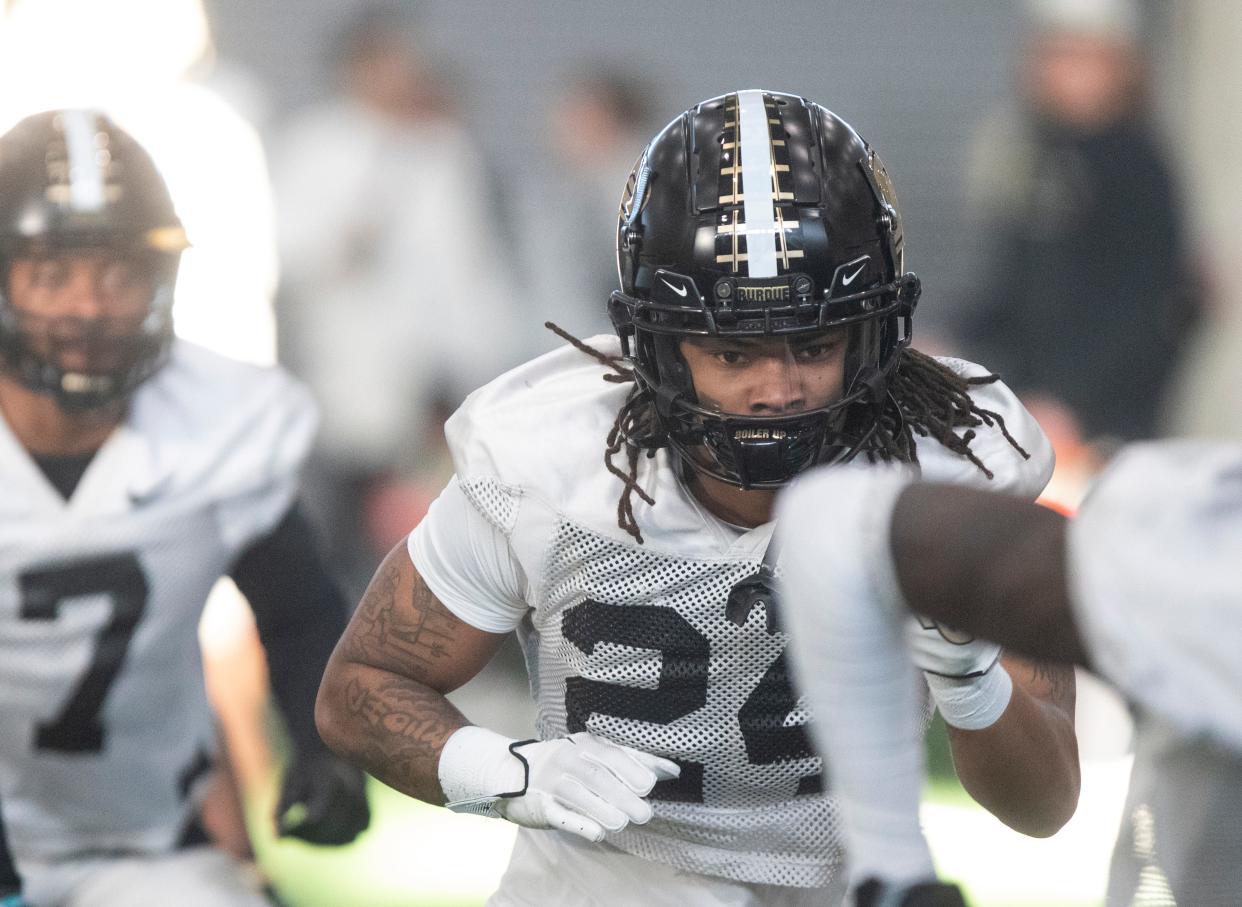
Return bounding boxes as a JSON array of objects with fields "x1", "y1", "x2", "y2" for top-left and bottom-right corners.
[
  {"x1": 131, "y1": 340, "x2": 317, "y2": 546},
  {"x1": 444, "y1": 336, "x2": 631, "y2": 533},
  {"x1": 914, "y1": 357, "x2": 1054, "y2": 499}
]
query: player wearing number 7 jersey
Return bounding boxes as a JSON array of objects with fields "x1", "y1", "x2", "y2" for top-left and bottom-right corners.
[
  {"x1": 0, "y1": 111, "x2": 369, "y2": 906},
  {"x1": 318, "y1": 90, "x2": 1079, "y2": 906}
]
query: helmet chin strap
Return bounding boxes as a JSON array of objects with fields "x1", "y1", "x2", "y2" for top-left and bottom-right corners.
[{"x1": 730, "y1": 435, "x2": 779, "y2": 490}]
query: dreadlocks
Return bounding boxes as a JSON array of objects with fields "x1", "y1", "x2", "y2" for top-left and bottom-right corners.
[
  {"x1": 865, "y1": 348, "x2": 1029, "y2": 476},
  {"x1": 544, "y1": 323, "x2": 1029, "y2": 545}
]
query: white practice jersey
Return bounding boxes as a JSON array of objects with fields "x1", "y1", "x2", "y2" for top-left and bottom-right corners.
[
  {"x1": 411, "y1": 336, "x2": 1052, "y2": 888},
  {"x1": 1069, "y1": 441, "x2": 1242, "y2": 752},
  {"x1": 1069, "y1": 442, "x2": 1242, "y2": 906},
  {"x1": 0, "y1": 340, "x2": 315, "y2": 863}
]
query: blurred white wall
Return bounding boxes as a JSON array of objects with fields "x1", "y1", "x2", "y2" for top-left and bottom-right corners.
[
  {"x1": 0, "y1": 0, "x2": 278, "y2": 366},
  {"x1": 1161, "y1": 0, "x2": 1242, "y2": 438},
  {"x1": 205, "y1": 0, "x2": 1030, "y2": 340}
]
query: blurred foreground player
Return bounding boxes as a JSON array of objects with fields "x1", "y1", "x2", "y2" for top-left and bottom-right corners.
[
  {"x1": 778, "y1": 442, "x2": 1242, "y2": 906},
  {"x1": 319, "y1": 91, "x2": 1077, "y2": 905},
  {"x1": 0, "y1": 111, "x2": 368, "y2": 907}
]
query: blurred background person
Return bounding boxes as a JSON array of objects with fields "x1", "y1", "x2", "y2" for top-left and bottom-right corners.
[
  {"x1": 0, "y1": 109, "x2": 367, "y2": 907},
  {"x1": 0, "y1": 0, "x2": 327, "y2": 877},
  {"x1": 270, "y1": 2, "x2": 518, "y2": 600},
  {"x1": 944, "y1": 0, "x2": 1196, "y2": 856},
  {"x1": 954, "y1": 0, "x2": 1200, "y2": 468},
  {"x1": 516, "y1": 68, "x2": 656, "y2": 345}
]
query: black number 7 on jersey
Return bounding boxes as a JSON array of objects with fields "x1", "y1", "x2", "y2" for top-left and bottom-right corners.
[{"x1": 19, "y1": 554, "x2": 149, "y2": 753}]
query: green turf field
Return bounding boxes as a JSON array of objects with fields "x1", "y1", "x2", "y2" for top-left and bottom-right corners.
[
  {"x1": 252, "y1": 716, "x2": 1115, "y2": 907},
  {"x1": 252, "y1": 774, "x2": 1111, "y2": 906},
  {"x1": 253, "y1": 779, "x2": 509, "y2": 907}
]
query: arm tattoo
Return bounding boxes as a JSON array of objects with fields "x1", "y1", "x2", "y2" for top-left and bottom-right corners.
[
  {"x1": 344, "y1": 563, "x2": 458, "y2": 682},
  {"x1": 330, "y1": 558, "x2": 475, "y2": 801},
  {"x1": 343, "y1": 674, "x2": 464, "y2": 800},
  {"x1": 1029, "y1": 660, "x2": 1075, "y2": 717}
]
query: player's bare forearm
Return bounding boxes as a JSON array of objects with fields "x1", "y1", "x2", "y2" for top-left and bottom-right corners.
[
  {"x1": 316, "y1": 542, "x2": 506, "y2": 804},
  {"x1": 946, "y1": 655, "x2": 1080, "y2": 837},
  {"x1": 893, "y1": 485, "x2": 1091, "y2": 667},
  {"x1": 318, "y1": 661, "x2": 468, "y2": 803}
]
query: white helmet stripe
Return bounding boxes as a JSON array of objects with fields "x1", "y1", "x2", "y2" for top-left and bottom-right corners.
[
  {"x1": 737, "y1": 90, "x2": 778, "y2": 278},
  {"x1": 62, "y1": 110, "x2": 106, "y2": 212}
]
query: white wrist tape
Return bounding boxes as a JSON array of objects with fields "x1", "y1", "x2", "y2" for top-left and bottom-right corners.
[
  {"x1": 925, "y1": 663, "x2": 1013, "y2": 730},
  {"x1": 437, "y1": 725, "x2": 529, "y2": 815}
]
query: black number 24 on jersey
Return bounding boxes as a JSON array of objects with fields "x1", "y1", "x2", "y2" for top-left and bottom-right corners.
[{"x1": 561, "y1": 597, "x2": 821, "y2": 803}]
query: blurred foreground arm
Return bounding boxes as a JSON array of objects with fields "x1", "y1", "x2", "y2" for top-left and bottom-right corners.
[
  {"x1": 891, "y1": 484, "x2": 1088, "y2": 665},
  {"x1": 777, "y1": 468, "x2": 1085, "y2": 900},
  {"x1": 894, "y1": 485, "x2": 1080, "y2": 836}
]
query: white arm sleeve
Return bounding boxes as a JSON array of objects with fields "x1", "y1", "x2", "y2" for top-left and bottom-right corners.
[{"x1": 407, "y1": 475, "x2": 529, "y2": 634}]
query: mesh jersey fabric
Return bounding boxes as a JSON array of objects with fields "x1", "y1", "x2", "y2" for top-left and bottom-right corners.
[
  {"x1": 0, "y1": 340, "x2": 316, "y2": 863},
  {"x1": 491, "y1": 825, "x2": 847, "y2": 907},
  {"x1": 411, "y1": 336, "x2": 1053, "y2": 887},
  {"x1": 1105, "y1": 716, "x2": 1242, "y2": 907}
]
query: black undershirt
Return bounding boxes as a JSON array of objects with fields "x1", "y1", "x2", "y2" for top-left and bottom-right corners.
[
  {"x1": 32, "y1": 450, "x2": 95, "y2": 501},
  {"x1": 229, "y1": 504, "x2": 349, "y2": 759}
]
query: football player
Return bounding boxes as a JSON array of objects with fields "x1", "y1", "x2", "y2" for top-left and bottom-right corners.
[
  {"x1": 0, "y1": 110, "x2": 369, "y2": 906},
  {"x1": 317, "y1": 90, "x2": 1079, "y2": 906},
  {"x1": 777, "y1": 443, "x2": 1242, "y2": 907}
]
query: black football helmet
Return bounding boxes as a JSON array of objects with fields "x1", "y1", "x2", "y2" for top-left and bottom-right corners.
[
  {"x1": 0, "y1": 110, "x2": 188, "y2": 410},
  {"x1": 609, "y1": 90, "x2": 921, "y2": 488}
]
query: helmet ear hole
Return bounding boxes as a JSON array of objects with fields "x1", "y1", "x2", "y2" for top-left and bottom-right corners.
[
  {"x1": 648, "y1": 333, "x2": 694, "y2": 401},
  {"x1": 656, "y1": 334, "x2": 688, "y2": 383}
]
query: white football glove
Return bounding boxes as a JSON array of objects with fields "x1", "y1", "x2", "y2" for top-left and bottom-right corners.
[
  {"x1": 906, "y1": 615, "x2": 1012, "y2": 731},
  {"x1": 438, "y1": 726, "x2": 680, "y2": 843},
  {"x1": 903, "y1": 614, "x2": 1000, "y2": 679}
]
